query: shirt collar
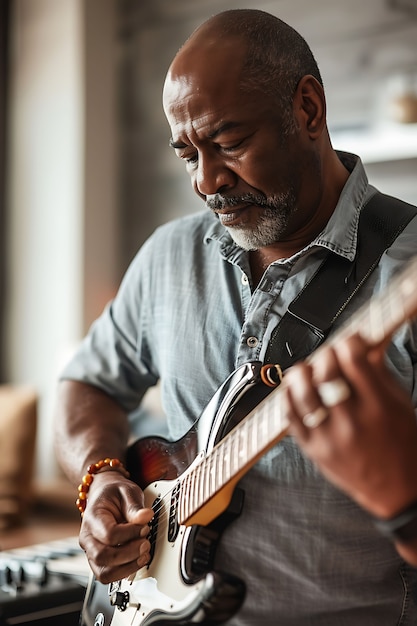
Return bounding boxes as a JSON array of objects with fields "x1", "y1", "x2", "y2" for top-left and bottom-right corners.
[
  {"x1": 314, "y1": 151, "x2": 368, "y2": 261},
  {"x1": 204, "y1": 151, "x2": 369, "y2": 263}
]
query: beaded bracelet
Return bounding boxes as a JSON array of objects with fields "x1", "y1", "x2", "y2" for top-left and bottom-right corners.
[{"x1": 76, "y1": 457, "x2": 130, "y2": 516}]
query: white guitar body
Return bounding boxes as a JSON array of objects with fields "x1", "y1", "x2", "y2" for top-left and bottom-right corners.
[
  {"x1": 82, "y1": 364, "x2": 255, "y2": 626},
  {"x1": 110, "y1": 470, "x2": 220, "y2": 625}
]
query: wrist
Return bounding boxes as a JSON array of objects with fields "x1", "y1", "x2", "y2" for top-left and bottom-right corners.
[
  {"x1": 76, "y1": 457, "x2": 129, "y2": 516},
  {"x1": 373, "y1": 499, "x2": 417, "y2": 543}
]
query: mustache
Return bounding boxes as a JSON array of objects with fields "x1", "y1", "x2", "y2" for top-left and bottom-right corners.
[{"x1": 206, "y1": 193, "x2": 272, "y2": 211}]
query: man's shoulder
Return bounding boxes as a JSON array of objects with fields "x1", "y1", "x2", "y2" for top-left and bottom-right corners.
[
  {"x1": 366, "y1": 186, "x2": 417, "y2": 249},
  {"x1": 368, "y1": 188, "x2": 417, "y2": 289},
  {"x1": 367, "y1": 186, "x2": 417, "y2": 213}
]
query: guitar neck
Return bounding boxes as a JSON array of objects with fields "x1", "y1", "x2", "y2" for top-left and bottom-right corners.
[{"x1": 179, "y1": 255, "x2": 417, "y2": 525}]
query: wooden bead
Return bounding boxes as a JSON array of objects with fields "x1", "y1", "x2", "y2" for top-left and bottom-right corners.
[{"x1": 75, "y1": 458, "x2": 129, "y2": 517}]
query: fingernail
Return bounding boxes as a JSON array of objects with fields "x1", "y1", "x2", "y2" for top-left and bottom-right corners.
[{"x1": 137, "y1": 554, "x2": 149, "y2": 568}]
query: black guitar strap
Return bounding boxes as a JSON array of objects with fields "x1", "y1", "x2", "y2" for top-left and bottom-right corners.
[{"x1": 263, "y1": 191, "x2": 417, "y2": 369}]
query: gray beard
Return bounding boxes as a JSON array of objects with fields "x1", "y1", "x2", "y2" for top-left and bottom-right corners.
[
  {"x1": 207, "y1": 191, "x2": 298, "y2": 251},
  {"x1": 226, "y1": 206, "x2": 292, "y2": 250}
]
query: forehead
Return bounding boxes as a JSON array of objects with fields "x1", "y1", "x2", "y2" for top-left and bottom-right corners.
[{"x1": 163, "y1": 40, "x2": 262, "y2": 139}]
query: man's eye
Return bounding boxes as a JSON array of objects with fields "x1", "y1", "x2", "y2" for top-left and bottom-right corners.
[
  {"x1": 184, "y1": 154, "x2": 198, "y2": 165},
  {"x1": 220, "y1": 140, "x2": 243, "y2": 153}
]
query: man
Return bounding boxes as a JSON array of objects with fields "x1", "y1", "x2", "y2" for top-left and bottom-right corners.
[{"x1": 54, "y1": 9, "x2": 417, "y2": 625}]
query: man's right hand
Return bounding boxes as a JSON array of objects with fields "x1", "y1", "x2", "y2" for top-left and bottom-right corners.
[{"x1": 79, "y1": 471, "x2": 154, "y2": 583}]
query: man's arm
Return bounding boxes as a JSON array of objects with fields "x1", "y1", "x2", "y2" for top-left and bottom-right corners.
[
  {"x1": 54, "y1": 380, "x2": 153, "y2": 583},
  {"x1": 54, "y1": 379, "x2": 130, "y2": 482}
]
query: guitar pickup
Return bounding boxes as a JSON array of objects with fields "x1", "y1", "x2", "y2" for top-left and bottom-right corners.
[
  {"x1": 148, "y1": 496, "x2": 161, "y2": 566},
  {"x1": 168, "y1": 482, "x2": 180, "y2": 543}
]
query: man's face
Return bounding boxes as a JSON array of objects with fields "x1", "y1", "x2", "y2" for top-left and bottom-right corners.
[{"x1": 163, "y1": 42, "x2": 317, "y2": 251}]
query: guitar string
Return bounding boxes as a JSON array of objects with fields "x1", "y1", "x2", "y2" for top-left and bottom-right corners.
[
  {"x1": 139, "y1": 256, "x2": 417, "y2": 555},
  {"x1": 146, "y1": 278, "x2": 410, "y2": 526},
  {"x1": 144, "y1": 391, "x2": 281, "y2": 529}
]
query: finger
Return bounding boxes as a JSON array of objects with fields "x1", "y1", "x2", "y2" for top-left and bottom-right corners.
[
  {"x1": 317, "y1": 377, "x2": 351, "y2": 408},
  {"x1": 83, "y1": 480, "x2": 154, "y2": 545},
  {"x1": 285, "y1": 361, "x2": 321, "y2": 412},
  {"x1": 336, "y1": 334, "x2": 387, "y2": 386},
  {"x1": 96, "y1": 515, "x2": 152, "y2": 548},
  {"x1": 310, "y1": 342, "x2": 346, "y2": 384},
  {"x1": 81, "y1": 529, "x2": 152, "y2": 582},
  {"x1": 284, "y1": 362, "x2": 326, "y2": 438},
  {"x1": 94, "y1": 553, "x2": 147, "y2": 584},
  {"x1": 302, "y1": 406, "x2": 329, "y2": 429},
  {"x1": 115, "y1": 536, "x2": 151, "y2": 570}
]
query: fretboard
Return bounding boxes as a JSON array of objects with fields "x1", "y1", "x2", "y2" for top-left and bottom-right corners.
[{"x1": 179, "y1": 255, "x2": 417, "y2": 525}]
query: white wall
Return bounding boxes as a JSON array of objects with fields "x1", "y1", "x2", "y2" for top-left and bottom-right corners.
[
  {"x1": 5, "y1": 0, "x2": 84, "y2": 479},
  {"x1": 5, "y1": 0, "x2": 119, "y2": 480}
]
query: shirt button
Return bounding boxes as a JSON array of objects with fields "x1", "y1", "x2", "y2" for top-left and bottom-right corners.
[
  {"x1": 246, "y1": 336, "x2": 259, "y2": 348},
  {"x1": 241, "y1": 274, "x2": 249, "y2": 285}
]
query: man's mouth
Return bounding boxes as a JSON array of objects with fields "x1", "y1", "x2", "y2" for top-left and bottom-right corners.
[{"x1": 215, "y1": 205, "x2": 250, "y2": 226}]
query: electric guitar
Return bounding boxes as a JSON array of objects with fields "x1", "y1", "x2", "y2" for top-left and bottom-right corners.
[{"x1": 81, "y1": 256, "x2": 417, "y2": 626}]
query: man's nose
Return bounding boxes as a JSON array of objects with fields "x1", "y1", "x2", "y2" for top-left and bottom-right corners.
[{"x1": 193, "y1": 154, "x2": 236, "y2": 197}]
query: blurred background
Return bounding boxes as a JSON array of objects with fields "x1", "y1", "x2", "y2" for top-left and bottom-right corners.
[{"x1": 0, "y1": 0, "x2": 416, "y2": 490}]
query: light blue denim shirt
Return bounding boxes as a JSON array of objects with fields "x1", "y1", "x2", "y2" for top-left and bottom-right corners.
[{"x1": 62, "y1": 153, "x2": 417, "y2": 624}]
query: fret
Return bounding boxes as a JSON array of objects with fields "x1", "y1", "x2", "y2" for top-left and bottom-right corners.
[
  {"x1": 200, "y1": 458, "x2": 206, "y2": 505},
  {"x1": 180, "y1": 472, "x2": 189, "y2": 522},
  {"x1": 262, "y1": 400, "x2": 274, "y2": 443},
  {"x1": 180, "y1": 256, "x2": 417, "y2": 525},
  {"x1": 231, "y1": 432, "x2": 239, "y2": 476},
  {"x1": 183, "y1": 462, "x2": 199, "y2": 521},
  {"x1": 189, "y1": 465, "x2": 197, "y2": 519},
  {"x1": 209, "y1": 448, "x2": 218, "y2": 496},
  {"x1": 255, "y1": 411, "x2": 262, "y2": 449},
  {"x1": 203, "y1": 456, "x2": 211, "y2": 503},
  {"x1": 223, "y1": 435, "x2": 232, "y2": 485},
  {"x1": 197, "y1": 460, "x2": 205, "y2": 512},
  {"x1": 192, "y1": 461, "x2": 200, "y2": 514},
  {"x1": 248, "y1": 414, "x2": 257, "y2": 460},
  {"x1": 272, "y1": 391, "x2": 287, "y2": 437},
  {"x1": 258, "y1": 405, "x2": 268, "y2": 448},
  {"x1": 187, "y1": 469, "x2": 194, "y2": 521},
  {"x1": 239, "y1": 423, "x2": 248, "y2": 468}
]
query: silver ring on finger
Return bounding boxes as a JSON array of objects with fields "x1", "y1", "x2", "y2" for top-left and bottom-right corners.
[
  {"x1": 318, "y1": 377, "x2": 350, "y2": 408},
  {"x1": 302, "y1": 406, "x2": 329, "y2": 429}
]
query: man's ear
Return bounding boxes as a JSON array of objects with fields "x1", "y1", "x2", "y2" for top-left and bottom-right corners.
[{"x1": 293, "y1": 75, "x2": 326, "y2": 139}]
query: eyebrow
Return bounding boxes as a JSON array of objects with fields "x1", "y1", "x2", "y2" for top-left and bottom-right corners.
[
  {"x1": 208, "y1": 121, "x2": 242, "y2": 139},
  {"x1": 169, "y1": 121, "x2": 243, "y2": 150}
]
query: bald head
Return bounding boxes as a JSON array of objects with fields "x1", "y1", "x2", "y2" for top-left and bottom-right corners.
[{"x1": 167, "y1": 9, "x2": 323, "y2": 117}]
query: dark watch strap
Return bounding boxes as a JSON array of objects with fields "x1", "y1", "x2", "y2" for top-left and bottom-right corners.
[{"x1": 373, "y1": 501, "x2": 417, "y2": 543}]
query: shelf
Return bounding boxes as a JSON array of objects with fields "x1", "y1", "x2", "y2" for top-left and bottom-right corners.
[{"x1": 331, "y1": 122, "x2": 417, "y2": 164}]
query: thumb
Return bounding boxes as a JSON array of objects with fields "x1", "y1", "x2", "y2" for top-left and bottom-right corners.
[
  {"x1": 118, "y1": 484, "x2": 154, "y2": 525},
  {"x1": 124, "y1": 503, "x2": 154, "y2": 526}
]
